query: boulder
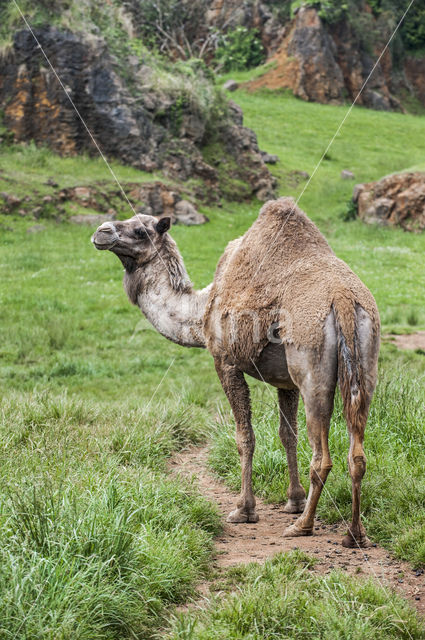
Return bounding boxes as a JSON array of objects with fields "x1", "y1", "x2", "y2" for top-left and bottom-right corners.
[
  {"x1": 353, "y1": 172, "x2": 425, "y2": 231},
  {"x1": 174, "y1": 200, "x2": 208, "y2": 225}
]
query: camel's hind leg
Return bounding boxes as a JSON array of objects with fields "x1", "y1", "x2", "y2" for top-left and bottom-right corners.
[
  {"x1": 341, "y1": 306, "x2": 378, "y2": 549},
  {"x1": 278, "y1": 389, "x2": 306, "y2": 513},
  {"x1": 283, "y1": 393, "x2": 334, "y2": 537},
  {"x1": 214, "y1": 357, "x2": 259, "y2": 524},
  {"x1": 342, "y1": 416, "x2": 370, "y2": 548}
]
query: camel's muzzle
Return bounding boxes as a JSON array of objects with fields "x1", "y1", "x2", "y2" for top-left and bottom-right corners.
[{"x1": 91, "y1": 222, "x2": 119, "y2": 249}]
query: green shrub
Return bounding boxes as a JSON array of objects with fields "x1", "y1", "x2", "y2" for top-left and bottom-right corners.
[{"x1": 215, "y1": 27, "x2": 265, "y2": 72}]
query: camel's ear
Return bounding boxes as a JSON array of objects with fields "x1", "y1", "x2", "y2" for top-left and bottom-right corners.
[{"x1": 156, "y1": 217, "x2": 171, "y2": 234}]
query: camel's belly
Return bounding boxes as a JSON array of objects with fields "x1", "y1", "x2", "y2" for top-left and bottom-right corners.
[{"x1": 243, "y1": 342, "x2": 296, "y2": 389}]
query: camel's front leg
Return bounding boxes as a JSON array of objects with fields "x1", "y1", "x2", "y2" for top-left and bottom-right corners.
[{"x1": 214, "y1": 357, "x2": 258, "y2": 523}]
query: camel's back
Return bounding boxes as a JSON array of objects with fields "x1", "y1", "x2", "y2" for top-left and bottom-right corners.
[{"x1": 204, "y1": 198, "x2": 379, "y2": 361}]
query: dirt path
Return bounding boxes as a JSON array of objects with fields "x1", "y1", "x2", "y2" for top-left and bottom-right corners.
[{"x1": 170, "y1": 446, "x2": 425, "y2": 616}]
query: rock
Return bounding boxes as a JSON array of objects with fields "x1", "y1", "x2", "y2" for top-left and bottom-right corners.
[
  {"x1": 352, "y1": 184, "x2": 364, "y2": 203},
  {"x1": 205, "y1": 0, "x2": 285, "y2": 56},
  {"x1": 69, "y1": 213, "x2": 116, "y2": 226},
  {"x1": 223, "y1": 80, "x2": 239, "y2": 92},
  {"x1": 0, "y1": 27, "x2": 276, "y2": 203},
  {"x1": 228, "y1": 100, "x2": 243, "y2": 125},
  {"x1": 27, "y1": 224, "x2": 45, "y2": 233},
  {"x1": 174, "y1": 200, "x2": 208, "y2": 225},
  {"x1": 45, "y1": 178, "x2": 58, "y2": 187},
  {"x1": 0, "y1": 192, "x2": 22, "y2": 208},
  {"x1": 73, "y1": 187, "x2": 92, "y2": 200},
  {"x1": 297, "y1": 171, "x2": 310, "y2": 180},
  {"x1": 248, "y1": 6, "x2": 402, "y2": 112},
  {"x1": 341, "y1": 170, "x2": 355, "y2": 180},
  {"x1": 261, "y1": 151, "x2": 279, "y2": 164},
  {"x1": 354, "y1": 171, "x2": 425, "y2": 231}
]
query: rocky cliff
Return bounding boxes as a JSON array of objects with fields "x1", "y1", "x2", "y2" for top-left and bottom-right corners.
[
  {"x1": 0, "y1": 27, "x2": 276, "y2": 202},
  {"x1": 195, "y1": 1, "x2": 424, "y2": 113},
  {"x1": 248, "y1": 5, "x2": 425, "y2": 112}
]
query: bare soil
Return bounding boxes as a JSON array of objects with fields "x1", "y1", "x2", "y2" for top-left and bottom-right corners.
[
  {"x1": 385, "y1": 332, "x2": 425, "y2": 352},
  {"x1": 170, "y1": 446, "x2": 425, "y2": 616}
]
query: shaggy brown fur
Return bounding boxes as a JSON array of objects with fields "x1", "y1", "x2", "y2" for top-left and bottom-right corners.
[{"x1": 204, "y1": 197, "x2": 379, "y2": 363}]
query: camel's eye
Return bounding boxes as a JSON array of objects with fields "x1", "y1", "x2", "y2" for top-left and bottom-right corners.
[{"x1": 135, "y1": 227, "x2": 147, "y2": 240}]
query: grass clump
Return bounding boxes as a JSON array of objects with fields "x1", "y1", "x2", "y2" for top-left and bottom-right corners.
[
  {"x1": 166, "y1": 552, "x2": 424, "y2": 639},
  {"x1": 0, "y1": 391, "x2": 220, "y2": 638},
  {"x1": 210, "y1": 359, "x2": 425, "y2": 567}
]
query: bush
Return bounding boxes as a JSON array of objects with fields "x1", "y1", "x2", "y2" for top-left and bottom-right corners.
[{"x1": 215, "y1": 27, "x2": 265, "y2": 72}]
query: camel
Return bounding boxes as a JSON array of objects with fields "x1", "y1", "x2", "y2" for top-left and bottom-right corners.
[{"x1": 92, "y1": 197, "x2": 380, "y2": 548}]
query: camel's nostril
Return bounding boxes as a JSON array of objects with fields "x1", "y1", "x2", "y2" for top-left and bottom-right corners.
[{"x1": 97, "y1": 222, "x2": 115, "y2": 233}]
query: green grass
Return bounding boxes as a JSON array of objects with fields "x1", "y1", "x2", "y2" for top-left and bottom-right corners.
[
  {"x1": 1, "y1": 76, "x2": 425, "y2": 636},
  {"x1": 0, "y1": 392, "x2": 220, "y2": 638},
  {"x1": 166, "y1": 553, "x2": 424, "y2": 639}
]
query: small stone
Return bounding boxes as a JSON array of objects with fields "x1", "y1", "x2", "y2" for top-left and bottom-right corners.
[
  {"x1": 73, "y1": 186, "x2": 92, "y2": 200},
  {"x1": 415, "y1": 596, "x2": 421, "y2": 601},
  {"x1": 27, "y1": 224, "x2": 45, "y2": 233},
  {"x1": 295, "y1": 170, "x2": 310, "y2": 180},
  {"x1": 223, "y1": 79, "x2": 239, "y2": 92},
  {"x1": 341, "y1": 169, "x2": 355, "y2": 180},
  {"x1": 261, "y1": 151, "x2": 279, "y2": 164}
]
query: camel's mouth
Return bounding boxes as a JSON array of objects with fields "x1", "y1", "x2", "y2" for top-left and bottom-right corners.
[
  {"x1": 91, "y1": 236, "x2": 117, "y2": 250},
  {"x1": 91, "y1": 222, "x2": 120, "y2": 250}
]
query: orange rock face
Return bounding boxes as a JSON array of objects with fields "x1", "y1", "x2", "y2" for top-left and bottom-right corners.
[{"x1": 248, "y1": 6, "x2": 403, "y2": 111}]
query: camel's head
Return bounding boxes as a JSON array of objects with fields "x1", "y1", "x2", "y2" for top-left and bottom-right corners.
[{"x1": 91, "y1": 214, "x2": 171, "y2": 270}]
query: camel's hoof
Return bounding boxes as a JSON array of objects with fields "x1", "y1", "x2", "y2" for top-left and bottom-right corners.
[
  {"x1": 283, "y1": 498, "x2": 306, "y2": 514},
  {"x1": 283, "y1": 523, "x2": 313, "y2": 538},
  {"x1": 342, "y1": 533, "x2": 372, "y2": 549},
  {"x1": 226, "y1": 508, "x2": 259, "y2": 524}
]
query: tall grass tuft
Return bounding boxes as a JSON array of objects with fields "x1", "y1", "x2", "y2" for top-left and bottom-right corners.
[{"x1": 165, "y1": 553, "x2": 425, "y2": 639}]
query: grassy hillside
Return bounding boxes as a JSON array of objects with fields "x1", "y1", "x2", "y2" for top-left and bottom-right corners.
[{"x1": 1, "y1": 84, "x2": 425, "y2": 636}]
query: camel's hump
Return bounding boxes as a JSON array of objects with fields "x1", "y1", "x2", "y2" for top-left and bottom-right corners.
[{"x1": 259, "y1": 196, "x2": 298, "y2": 219}]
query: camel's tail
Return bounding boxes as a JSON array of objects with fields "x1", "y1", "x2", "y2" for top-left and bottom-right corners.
[{"x1": 333, "y1": 302, "x2": 368, "y2": 431}]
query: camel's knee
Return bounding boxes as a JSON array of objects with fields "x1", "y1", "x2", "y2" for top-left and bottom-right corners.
[
  {"x1": 349, "y1": 453, "x2": 366, "y2": 482},
  {"x1": 236, "y1": 427, "x2": 255, "y2": 457},
  {"x1": 310, "y1": 456, "x2": 332, "y2": 487}
]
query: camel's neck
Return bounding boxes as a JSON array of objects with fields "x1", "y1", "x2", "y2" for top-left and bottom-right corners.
[{"x1": 123, "y1": 237, "x2": 210, "y2": 348}]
